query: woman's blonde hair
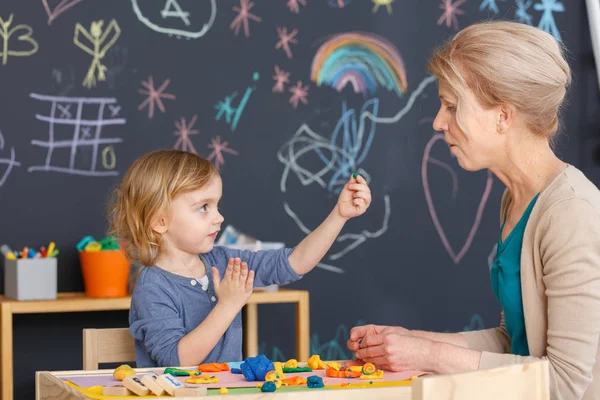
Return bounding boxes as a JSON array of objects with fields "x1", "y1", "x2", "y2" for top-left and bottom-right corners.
[
  {"x1": 427, "y1": 20, "x2": 572, "y2": 138},
  {"x1": 107, "y1": 149, "x2": 219, "y2": 266}
]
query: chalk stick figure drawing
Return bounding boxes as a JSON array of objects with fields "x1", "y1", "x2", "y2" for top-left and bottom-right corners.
[
  {"x1": 42, "y1": 0, "x2": 83, "y2": 25},
  {"x1": 287, "y1": 0, "x2": 307, "y2": 14},
  {"x1": 173, "y1": 115, "x2": 199, "y2": 154},
  {"x1": 372, "y1": 0, "x2": 394, "y2": 14},
  {"x1": 515, "y1": 0, "x2": 534, "y2": 25},
  {"x1": 0, "y1": 129, "x2": 21, "y2": 188},
  {"x1": 29, "y1": 93, "x2": 126, "y2": 176},
  {"x1": 215, "y1": 73, "x2": 259, "y2": 132},
  {"x1": 230, "y1": 0, "x2": 261, "y2": 37},
  {"x1": 74, "y1": 19, "x2": 121, "y2": 89},
  {"x1": 479, "y1": 0, "x2": 505, "y2": 14},
  {"x1": 275, "y1": 27, "x2": 298, "y2": 59},
  {"x1": 131, "y1": 0, "x2": 217, "y2": 39},
  {"x1": 437, "y1": 0, "x2": 467, "y2": 30},
  {"x1": 0, "y1": 14, "x2": 39, "y2": 65},
  {"x1": 138, "y1": 76, "x2": 176, "y2": 119},
  {"x1": 534, "y1": 0, "x2": 564, "y2": 41},
  {"x1": 207, "y1": 136, "x2": 239, "y2": 170}
]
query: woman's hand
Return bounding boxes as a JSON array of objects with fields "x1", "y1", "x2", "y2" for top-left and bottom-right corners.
[
  {"x1": 353, "y1": 330, "x2": 437, "y2": 372},
  {"x1": 347, "y1": 324, "x2": 410, "y2": 352}
]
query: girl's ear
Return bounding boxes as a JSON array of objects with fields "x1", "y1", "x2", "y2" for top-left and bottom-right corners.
[{"x1": 151, "y1": 215, "x2": 168, "y2": 234}]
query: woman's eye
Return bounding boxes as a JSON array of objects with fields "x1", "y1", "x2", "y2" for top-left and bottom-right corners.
[{"x1": 446, "y1": 105, "x2": 456, "y2": 113}]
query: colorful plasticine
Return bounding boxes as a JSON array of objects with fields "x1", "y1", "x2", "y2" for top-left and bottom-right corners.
[
  {"x1": 241, "y1": 354, "x2": 274, "y2": 381},
  {"x1": 307, "y1": 375, "x2": 324, "y2": 388},
  {"x1": 163, "y1": 367, "x2": 201, "y2": 377},
  {"x1": 112, "y1": 365, "x2": 136, "y2": 381},
  {"x1": 185, "y1": 375, "x2": 219, "y2": 384},
  {"x1": 307, "y1": 355, "x2": 327, "y2": 370},
  {"x1": 198, "y1": 362, "x2": 230, "y2": 372},
  {"x1": 261, "y1": 381, "x2": 277, "y2": 392}
]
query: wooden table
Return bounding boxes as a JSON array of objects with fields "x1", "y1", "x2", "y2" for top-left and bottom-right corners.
[
  {"x1": 35, "y1": 365, "x2": 412, "y2": 400},
  {"x1": 1, "y1": 289, "x2": 310, "y2": 400}
]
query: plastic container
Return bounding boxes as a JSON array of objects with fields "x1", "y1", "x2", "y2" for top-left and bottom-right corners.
[{"x1": 79, "y1": 249, "x2": 130, "y2": 298}]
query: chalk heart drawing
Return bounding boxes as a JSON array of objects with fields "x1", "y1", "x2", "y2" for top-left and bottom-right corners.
[
  {"x1": 131, "y1": 0, "x2": 216, "y2": 39},
  {"x1": 422, "y1": 133, "x2": 493, "y2": 264},
  {"x1": 42, "y1": 0, "x2": 83, "y2": 25}
]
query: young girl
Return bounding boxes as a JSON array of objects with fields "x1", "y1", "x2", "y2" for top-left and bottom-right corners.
[{"x1": 108, "y1": 149, "x2": 372, "y2": 367}]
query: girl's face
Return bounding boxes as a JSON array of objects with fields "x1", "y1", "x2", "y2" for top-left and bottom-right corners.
[{"x1": 158, "y1": 176, "x2": 225, "y2": 256}]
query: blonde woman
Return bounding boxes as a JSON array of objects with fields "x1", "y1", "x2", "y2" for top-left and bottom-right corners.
[{"x1": 347, "y1": 21, "x2": 600, "y2": 399}]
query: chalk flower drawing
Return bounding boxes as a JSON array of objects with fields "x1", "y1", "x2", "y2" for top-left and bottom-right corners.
[
  {"x1": 173, "y1": 115, "x2": 200, "y2": 154},
  {"x1": 137, "y1": 76, "x2": 176, "y2": 119},
  {"x1": 230, "y1": 0, "x2": 262, "y2": 37}
]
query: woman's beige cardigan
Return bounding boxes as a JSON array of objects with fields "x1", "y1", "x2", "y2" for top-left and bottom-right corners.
[{"x1": 460, "y1": 165, "x2": 600, "y2": 400}]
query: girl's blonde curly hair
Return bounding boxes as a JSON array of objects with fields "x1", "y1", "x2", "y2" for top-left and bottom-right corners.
[{"x1": 107, "y1": 149, "x2": 219, "y2": 266}]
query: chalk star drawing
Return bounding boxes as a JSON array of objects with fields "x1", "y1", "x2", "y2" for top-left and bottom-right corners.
[
  {"x1": 207, "y1": 136, "x2": 239, "y2": 170},
  {"x1": 422, "y1": 133, "x2": 493, "y2": 264},
  {"x1": 29, "y1": 93, "x2": 126, "y2": 176},
  {"x1": 173, "y1": 115, "x2": 199, "y2": 154},
  {"x1": 272, "y1": 65, "x2": 290, "y2": 93},
  {"x1": 137, "y1": 76, "x2": 176, "y2": 119},
  {"x1": 230, "y1": 0, "x2": 261, "y2": 38},
  {"x1": 287, "y1": 0, "x2": 307, "y2": 14},
  {"x1": 535, "y1": 0, "x2": 564, "y2": 41},
  {"x1": 215, "y1": 72, "x2": 259, "y2": 132},
  {"x1": 276, "y1": 27, "x2": 298, "y2": 59},
  {"x1": 479, "y1": 0, "x2": 504, "y2": 14},
  {"x1": 42, "y1": 0, "x2": 83, "y2": 25},
  {"x1": 328, "y1": 0, "x2": 351, "y2": 7},
  {"x1": 372, "y1": 0, "x2": 394, "y2": 14},
  {"x1": 161, "y1": 0, "x2": 190, "y2": 25},
  {"x1": 0, "y1": 129, "x2": 21, "y2": 188},
  {"x1": 278, "y1": 76, "x2": 436, "y2": 272},
  {"x1": 288, "y1": 81, "x2": 309, "y2": 108},
  {"x1": 0, "y1": 14, "x2": 39, "y2": 65},
  {"x1": 437, "y1": 0, "x2": 467, "y2": 30},
  {"x1": 74, "y1": 19, "x2": 121, "y2": 89},
  {"x1": 515, "y1": 0, "x2": 534, "y2": 25},
  {"x1": 131, "y1": 0, "x2": 216, "y2": 39}
]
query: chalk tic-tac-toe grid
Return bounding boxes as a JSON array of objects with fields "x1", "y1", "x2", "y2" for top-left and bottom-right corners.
[{"x1": 29, "y1": 93, "x2": 126, "y2": 176}]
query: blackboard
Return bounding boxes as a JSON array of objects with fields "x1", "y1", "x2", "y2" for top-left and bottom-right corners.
[{"x1": 0, "y1": 1, "x2": 598, "y2": 398}]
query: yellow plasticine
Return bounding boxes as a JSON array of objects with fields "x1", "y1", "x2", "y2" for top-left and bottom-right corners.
[
  {"x1": 307, "y1": 355, "x2": 326, "y2": 370},
  {"x1": 326, "y1": 361, "x2": 341, "y2": 371},
  {"x1": 220, "y1": 387, "x2": 229, "y2": 394},
  {"x1": 273, "y1": 362, "x2": 285, "y2": 378},
  {"x1": 284, "y1": 359, "x2": 298, "y2": 368},
  {"x1": 360, "y1": 369, "x2": 384, "y2": 380},
  {"x1": 186, "y1": 375, "x2": 219, "y2": 384},
  {"x1": 112, "y1": 365, "x2": 135, "y2": 381}
]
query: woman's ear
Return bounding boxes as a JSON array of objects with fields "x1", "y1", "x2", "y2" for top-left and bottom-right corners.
[{"x1": 497, "y1": 104, "x2": 516, "y2": 133}]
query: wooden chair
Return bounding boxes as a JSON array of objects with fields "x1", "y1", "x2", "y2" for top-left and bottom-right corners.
[
  {"x1": 82, "y1": 328, "x2": 136, "y2": 370},
  {"x1": 412, "y1": 360, "x2": 549, "y2": 400}
]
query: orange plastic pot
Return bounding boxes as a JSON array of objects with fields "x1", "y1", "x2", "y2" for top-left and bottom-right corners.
[{"x1": 79, "y1": 249, "x2": 130, "y2": 298}]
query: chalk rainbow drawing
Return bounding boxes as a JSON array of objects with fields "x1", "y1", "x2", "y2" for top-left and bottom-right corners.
[{"x1": 310, "y1": 32, "x2": 407, "y2": 97}]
